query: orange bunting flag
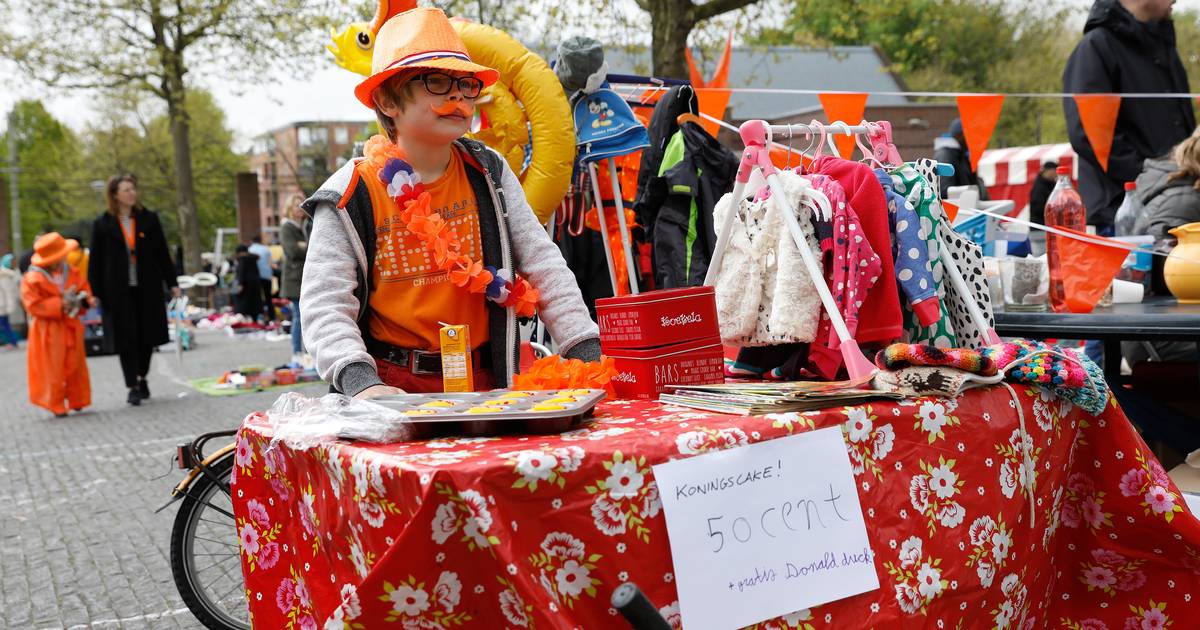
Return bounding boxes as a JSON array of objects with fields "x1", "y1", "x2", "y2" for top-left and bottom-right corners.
[
  {"x1": 955, "y1": 94, "x2": 1005, "y2": 172},
  {"x1": 818, "y1": 93, "x2": 869, "y2": 159},
  {"x1": 942, "y1": 201, "x2": 960, "y2": 223},
  {"x1": 686, "y1": 33, "x2": 735, "y2": 137},
  {"x1": 1073, "y1": 94, "x2": 1122, "y2": 171},
  {"x1": 1055, "y1": 226, "x2": 1135, "y2": 313}
]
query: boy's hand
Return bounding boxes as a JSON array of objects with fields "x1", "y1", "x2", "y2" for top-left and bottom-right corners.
[{"x1": 355, "y1": 385, "x2": 405, "y2": 399}]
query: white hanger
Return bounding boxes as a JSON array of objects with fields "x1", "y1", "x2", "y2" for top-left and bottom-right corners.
[{"x1": 790, "y1": 175, "x2": 833, "y2": 223}]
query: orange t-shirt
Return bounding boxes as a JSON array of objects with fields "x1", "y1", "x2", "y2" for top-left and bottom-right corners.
[{"x1": 361, "y1": 148, "x2": 490, "y2": 351}]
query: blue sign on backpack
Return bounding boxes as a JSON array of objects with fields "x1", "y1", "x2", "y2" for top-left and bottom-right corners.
[{"x1": 572, "y1": 85, "x2": 649, "y2": 164}]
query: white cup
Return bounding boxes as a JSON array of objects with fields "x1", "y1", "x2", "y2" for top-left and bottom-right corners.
[{"x1": 1111, "y1": 278, "x2": 1144, "y2": 304}]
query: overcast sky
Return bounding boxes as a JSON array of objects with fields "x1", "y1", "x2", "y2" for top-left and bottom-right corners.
[{"x1": 4, "y1": 0, "x2": 1200, "y2": 149}]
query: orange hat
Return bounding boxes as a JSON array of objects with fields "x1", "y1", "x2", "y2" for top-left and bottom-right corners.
[
  {"x1": 353, "y1": 8, "x2": 499, "y2": 109},
  {"x1": 31, "y1": 232, "x2": 79, "y2": 267}
]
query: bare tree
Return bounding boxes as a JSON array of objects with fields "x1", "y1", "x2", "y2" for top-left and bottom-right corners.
[{"x1": 1, "y1": 0, "x2": 347, "y2": 272}]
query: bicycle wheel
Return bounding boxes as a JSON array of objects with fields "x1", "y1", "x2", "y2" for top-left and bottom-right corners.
[{"x1": 170, "y1": 454, "x2": 251, "y2": 630}]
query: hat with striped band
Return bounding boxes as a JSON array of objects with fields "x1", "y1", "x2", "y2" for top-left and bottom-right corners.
[{"x1": 353, "y1": 8, "x2": 499, "y2": 109}]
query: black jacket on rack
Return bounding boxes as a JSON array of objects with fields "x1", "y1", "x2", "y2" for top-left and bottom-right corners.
[
  {"x1": 634, "y1": 85, "x2": 696, "y2": 212},
  {"x1": 638, "y1": 122, "x2": 738, "y2": 288}
]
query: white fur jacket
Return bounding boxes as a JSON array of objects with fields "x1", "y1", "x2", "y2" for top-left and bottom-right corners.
[{"x1": 712, "y1": 170, "x2": 824, "y2": 346}]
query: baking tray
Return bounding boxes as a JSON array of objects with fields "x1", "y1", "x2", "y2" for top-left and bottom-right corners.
[{"x1": 369, "y1": 389, "x2": 607, "y2": 438}]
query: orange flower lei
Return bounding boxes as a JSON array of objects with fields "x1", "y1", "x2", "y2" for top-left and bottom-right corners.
[{"x1": 364, "y1": 135, "x2": 540, "y2": 317}]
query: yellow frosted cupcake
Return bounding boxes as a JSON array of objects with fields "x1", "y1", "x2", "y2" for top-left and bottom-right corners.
[
  {"x1": 420, "y1": 400, "x2": 456, "y2": 408},
  {"x1": 465, "y1": 407, "x2": 495, "y2": 414},
  {"x1": 532, "y1": 403, "x2": 567, "y2": 412}
]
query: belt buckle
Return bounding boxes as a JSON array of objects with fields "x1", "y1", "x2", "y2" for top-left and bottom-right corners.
[{"x1": 411, "y1": 350, "x2": 441, "y2": 375}]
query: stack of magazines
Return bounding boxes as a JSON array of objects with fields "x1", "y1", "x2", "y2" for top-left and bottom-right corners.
[{"x1": 659, "y1": 377, "x2": 902, "y2": 415}]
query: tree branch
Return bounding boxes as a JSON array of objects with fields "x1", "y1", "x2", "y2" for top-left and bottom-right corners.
[{"x1": 694, "y1": 0, "x2": 758, "y2": 23}]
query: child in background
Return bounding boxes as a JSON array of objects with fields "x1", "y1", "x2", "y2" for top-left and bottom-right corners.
[
  {"x1": 20, "y1": 233, "x2": 93, "y2": 417},
  {"x1": 0, "y1": 253, "x2": 21, "y2": 349},
  {"x1": 301, "y1": 8, "x2": 598, "y2": 397}
]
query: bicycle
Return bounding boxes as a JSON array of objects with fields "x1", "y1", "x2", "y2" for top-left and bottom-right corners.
[{"x1": 158, "y1": 430, "x2": 249, "y2": 630}]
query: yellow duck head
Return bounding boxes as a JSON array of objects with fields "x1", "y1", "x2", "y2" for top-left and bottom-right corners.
[
  {"x1": 327, "y1": 21, "x2": 375, "y2": 77},
  {"x1": 327, "y1": 0, "x2": 414, "y2": 77}
]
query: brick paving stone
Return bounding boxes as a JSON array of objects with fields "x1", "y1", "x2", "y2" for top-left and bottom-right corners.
[{"x1": 0, "y1": 329, "x2": 325, "y2": 629}]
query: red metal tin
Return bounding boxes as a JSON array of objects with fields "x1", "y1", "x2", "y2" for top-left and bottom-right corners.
[
  {"x1": 596, "y1": 286, "x2": 720, "y2": 350},
  {"x1": 605, "y1": 337, "x2": 725, "y2": 400}
]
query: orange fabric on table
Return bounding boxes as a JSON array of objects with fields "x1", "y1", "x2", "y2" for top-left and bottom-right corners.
[
  {"x1": 20, "y1": 266, "x2": 91, "y2": 415},
  {"x1": 359, "y1": 147, "x2": 490, "y2": 352}
]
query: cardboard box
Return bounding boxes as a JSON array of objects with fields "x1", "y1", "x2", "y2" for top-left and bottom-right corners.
[
  {"x1": 606, "y1": 337, "x2": 725, "y2": 400},
  {"x1": 596, "y1": 286, "x2": 720, "y2": 350}
]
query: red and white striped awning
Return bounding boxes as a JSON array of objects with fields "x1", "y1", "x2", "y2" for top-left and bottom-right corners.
[
  {"x1": 977, "y1": 143, "x2": 1077, "y2": 215},
  {"x1": 978, "y1": 143, "x2": 1077, "y2": 188}
]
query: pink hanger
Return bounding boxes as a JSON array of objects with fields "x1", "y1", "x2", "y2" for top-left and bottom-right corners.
[
  {"x1": 867, "y1": 120, "x2": 904, "y2": 166},
  {"x1": 810, "y1": 119, "x2": 829, "y2": 161},
  {"x1": 856, "y1": 121, "x2": 885, "y2": 169}
]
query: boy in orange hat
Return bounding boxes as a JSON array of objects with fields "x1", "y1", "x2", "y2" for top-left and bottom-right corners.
[
  {"x1": 20, "y1": 232, "x2": 93, "y2": 417},
  {"x1": 300, "y1": 7, "x2": 599, "y2": 397}
]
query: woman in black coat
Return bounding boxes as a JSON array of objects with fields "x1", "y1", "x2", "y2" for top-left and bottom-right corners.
[
  {"x1": 88, "y1": 174, "x2": 180, "y2": 406},
  {"x1": 232, "y1": 245, "x2": 263, "y2": 319}
]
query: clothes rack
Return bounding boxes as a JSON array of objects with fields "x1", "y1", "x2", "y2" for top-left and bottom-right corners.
[{"x1": 705, "y1": 119, "x2": 877, "y2": 379}]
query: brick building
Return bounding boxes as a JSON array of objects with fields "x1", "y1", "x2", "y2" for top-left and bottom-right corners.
[{"x1": 246, "y1": 120, "x2": 373, "y2": 236}]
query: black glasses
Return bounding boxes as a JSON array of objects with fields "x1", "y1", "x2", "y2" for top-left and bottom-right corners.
[{"x1": 415, "y1": 72, "x2": 484, "y2": 98}]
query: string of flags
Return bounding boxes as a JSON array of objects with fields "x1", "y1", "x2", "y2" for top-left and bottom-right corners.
[{"x1": 630, "y1": 85, "x2": 1183, "y2": 174}]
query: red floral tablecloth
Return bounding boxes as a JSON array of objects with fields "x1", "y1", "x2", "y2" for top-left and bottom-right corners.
[{"x1": 233, "y1": 384, "x2": 1200, "y2": 629}]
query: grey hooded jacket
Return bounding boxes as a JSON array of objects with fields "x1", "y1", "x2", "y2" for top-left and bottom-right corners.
[
  {"x1": 1133, "y1": 157, "x2": 1200, "y2": 240},
  {"x1": 299, "y1": 138, "x2": 600, "y2": 396}
]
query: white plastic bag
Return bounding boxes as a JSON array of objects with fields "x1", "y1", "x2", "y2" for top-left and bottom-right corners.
[{"x1": 266, "y1": 392, "x2": 414, "y2": 450}]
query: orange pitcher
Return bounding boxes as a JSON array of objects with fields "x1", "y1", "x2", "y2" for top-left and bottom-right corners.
[{"x1": 1164, "y1": 221, "x2": 1200, "y2": 303}]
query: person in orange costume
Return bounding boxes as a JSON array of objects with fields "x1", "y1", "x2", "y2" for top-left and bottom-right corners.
[{"x1": 20, "y1": 233, "x2": 93, "y2": 417}]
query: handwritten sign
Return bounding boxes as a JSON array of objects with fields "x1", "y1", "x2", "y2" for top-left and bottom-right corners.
[{"x1": 651, "y1": 427, "x2": 878, "y2": 630}]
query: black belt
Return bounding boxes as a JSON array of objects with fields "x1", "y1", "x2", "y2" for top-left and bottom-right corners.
[{"x1": 366, "y1": 339, "x2": 492, "y2": 375}]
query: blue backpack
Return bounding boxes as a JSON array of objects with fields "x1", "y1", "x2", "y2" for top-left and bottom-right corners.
[{"x1": 572, "y1": 85, "x2": 649, "y2": 164}]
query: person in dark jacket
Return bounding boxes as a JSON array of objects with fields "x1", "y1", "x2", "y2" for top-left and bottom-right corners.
[
  {"x1": 280, "y1": 199, "x2": 310, "y2": 360},
  {"x1": 1028, "y1": 161, "x2": 1058, "y2": 225},
  {"x1": 1063, "y1": 0, "x2": 1194, "y2": 232},
  {"x1": 88, "y1": 174, "x2": 180, "y2": 406},
  {"x1": 932, "y1": 118, "x2": 989, "y2": 200},
  {"x1": 1027, "y1": 161, "x2": 1058, "y2": 255},
  {"x1": 232, "y1": 245, "x2": 263, "y2": 319}
]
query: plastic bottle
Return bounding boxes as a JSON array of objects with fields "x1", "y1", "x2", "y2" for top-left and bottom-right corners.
[
  {"x1": 1113, "y1": 182, "x2": 1154, "y2": 290},
  {"x1": 1044, "y1": 166, "x2": 1086, "y2": 312},
  {"x1": 1114, "y1": 181, "x2": 1142, "y2": 237}
]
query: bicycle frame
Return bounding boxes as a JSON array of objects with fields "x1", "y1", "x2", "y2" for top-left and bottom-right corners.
[{"x1": 155, "y1": 429, "x2": 238, "y2": 514}]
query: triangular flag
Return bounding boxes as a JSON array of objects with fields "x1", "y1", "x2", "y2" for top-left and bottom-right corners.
[
  {"x1": 710, "y1": 32, "x2": 733, "y2": 87},
  {"x1": 1073, "y1": 94, "x2": 1122, "y2": 172},
  {"x1": 1055, "y1": 226, "x2": 1134, "y2": 313},
  {"x1": 955, "y1": 94, "x2": 1005, "y2": 172},
  {"x1": 818, "y1": 93, "x2": 868, "y2": 159},
  {"x1": 695, "y1": 89, "x2": 731, "y2": 138},
  {"x1": 684, "y1": 47, "x2": 705, "y2": 88},
  {"x1": 942, "y1": 201, "x2": 960, "y2": 223},
  {"x1": 686, "y1": 34, "x2": 735, "y2": 137}
]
